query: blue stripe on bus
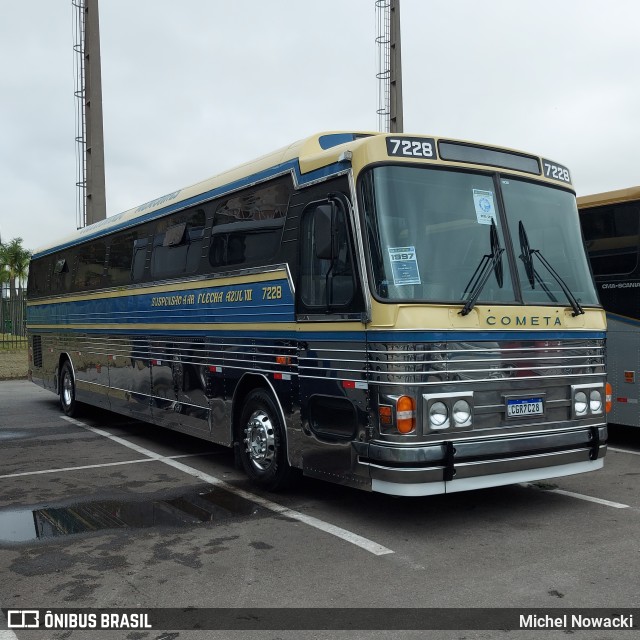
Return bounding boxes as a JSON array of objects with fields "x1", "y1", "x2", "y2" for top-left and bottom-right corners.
[
  {"x1": 605, "y1": 311, "x2": 640, "y2": 327},
  {"x1": 26, "y1": 279, "x2": 295, "y2": 326},
  {"x1": 32, "y1": 158, "x2": 347, "y2": 259}
]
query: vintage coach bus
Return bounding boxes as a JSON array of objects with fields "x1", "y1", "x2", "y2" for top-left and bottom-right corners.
[{"x1": 27, "y1": 131, "x2": 609, "y2": 495}]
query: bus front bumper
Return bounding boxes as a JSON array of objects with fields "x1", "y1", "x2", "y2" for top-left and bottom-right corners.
[{"x1": 354, "y1": 426, "x2": 607, "y2": 497}]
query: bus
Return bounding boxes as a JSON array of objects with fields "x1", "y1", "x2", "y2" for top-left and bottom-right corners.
[
  {"x1": 578, "y1": 187, "x2": 640, "y2": 427},
  {"x1": 27, "y1": 131, "x2": 609, "y2": 496}
]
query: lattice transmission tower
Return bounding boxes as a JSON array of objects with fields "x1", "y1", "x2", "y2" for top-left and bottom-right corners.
[
  {"x1": 376, "y1": 0, "x2": 403, "y2": 133},
  {"x1": 72, "y1": 0, "x2": 106, "y2": 228}
]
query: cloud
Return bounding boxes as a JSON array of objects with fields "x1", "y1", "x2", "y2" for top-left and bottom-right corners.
[{"x1": 2, "y1": 0, "x2": 640, "y2": 252}]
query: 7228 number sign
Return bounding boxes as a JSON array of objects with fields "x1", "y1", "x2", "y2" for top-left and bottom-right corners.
[
  {"x1": 542, "y1": 158, "x2": 572, "y2": 184},
  {"x1": 386, "y1": 137, "x2": 436, "y2": 159}
]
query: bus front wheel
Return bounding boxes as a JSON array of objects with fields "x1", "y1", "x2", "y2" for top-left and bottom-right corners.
[
  {"x1": 238, "y1": 389, "x2": 292, "y2": 491},
  {"x1": 59, "y1": 361, "x2": 78, "y2": 417}
]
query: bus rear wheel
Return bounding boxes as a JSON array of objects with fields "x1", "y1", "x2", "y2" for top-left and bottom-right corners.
[
  {"x1": 59, "y1": 361, "x2": 78, "y2": 417},
  {"x1": 238, "y1": 388, "x2": 292, "y2": 491}
]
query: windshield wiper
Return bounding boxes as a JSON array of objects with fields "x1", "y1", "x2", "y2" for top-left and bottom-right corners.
[
  {"x1": 518, "y1": 221, "x2": 584, "y2": 317},
  {"x1": 459, "y1": 220, "x2": 504, "y2": 316}
]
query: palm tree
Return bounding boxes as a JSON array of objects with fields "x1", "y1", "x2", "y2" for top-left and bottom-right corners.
[
  {"x1": 0, "y1": 237, "x2": 31, "y2": 300},
  {"x1": 0, "y1": 237, "x2": 31, "y2": 337}
]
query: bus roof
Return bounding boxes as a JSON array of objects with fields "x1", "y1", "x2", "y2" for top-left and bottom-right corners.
[
  {"x1": 33, "y1": 131, "x2": 377, "y2": 258},
  {"x1": 577, "y1": 186, "x2": 640, "y2": 210},
  {"x1": 33, "y1": 130, "x2": 569, "y2": 259}
]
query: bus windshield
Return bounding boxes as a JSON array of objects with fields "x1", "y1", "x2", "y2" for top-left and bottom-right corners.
[{"x1": 360, "y1": 165, "x2": 599, "y2": 307}]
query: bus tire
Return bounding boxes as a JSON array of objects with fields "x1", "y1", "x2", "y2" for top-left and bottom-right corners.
[
  {"x1": 238, "y1": 388, "x2": 292, "y2": 491},
  {"x1": 59, "y1": 361, "x2": 78, "y2": 417}
]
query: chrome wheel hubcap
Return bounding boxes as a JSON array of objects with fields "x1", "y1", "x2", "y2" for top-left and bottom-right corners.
[
  {"x1": 244, "y1": 410, "x2": 275, "y2": 471},
  {"x1": 62, "y1": 373, "x2": 73, "y2": 407}
]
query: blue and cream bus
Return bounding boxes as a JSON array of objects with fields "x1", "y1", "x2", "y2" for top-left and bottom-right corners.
[{"x1": 27, "y1": 131, "x2": 609, "y2": 495}]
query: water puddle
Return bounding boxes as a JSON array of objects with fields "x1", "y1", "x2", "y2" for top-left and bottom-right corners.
[{"x1": 0, "y1": 487, "x2": 262, "y2": 543}]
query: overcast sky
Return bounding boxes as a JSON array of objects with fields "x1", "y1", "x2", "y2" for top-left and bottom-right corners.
[{"x1": 2, "y1": 0, "x2": 639, "y2": 253}]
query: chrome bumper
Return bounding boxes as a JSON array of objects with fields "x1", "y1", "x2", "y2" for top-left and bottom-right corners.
[{"x1": 355, "y1": 426, "x2": 607, "y2": 496}]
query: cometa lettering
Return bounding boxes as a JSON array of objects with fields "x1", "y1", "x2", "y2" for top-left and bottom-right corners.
[{"x1": 486, "y1": 315, "x2": 563, "y2": 327}]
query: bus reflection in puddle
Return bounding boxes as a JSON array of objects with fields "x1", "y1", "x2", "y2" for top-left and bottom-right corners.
[{"x1": 0, "y1": 488, "x2": 261, "y2": 543}]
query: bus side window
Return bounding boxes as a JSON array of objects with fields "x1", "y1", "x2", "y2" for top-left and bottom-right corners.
[
  {"x1": 208, "y1": 180, "x2": 289, "y2": 269},
  {"x1": 27, "y1": 258, "x2": 50, "y2": 298},
  {"x1": 150, "y1": 209, "x2": 205, "y2": 279},
  {"x1": 131, "y1": 238, "x2": 148, "y2": 281},
  {"x1": 581, "y1": 202, "x2": 640, "y2": 276},
  {"x1": 74, "y1": 242, "x2": 106, "y2": 291},
  {"x1": 107, "y1": 231, "x2": 138, "y2": 286},
  {"x1": 52, "y1": 256, "x2": 73, "y2": 294}
]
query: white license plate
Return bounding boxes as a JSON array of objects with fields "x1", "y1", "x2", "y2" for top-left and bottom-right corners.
[{"x1": 507, "y1": 397, "x2": 544, "y2": 418}]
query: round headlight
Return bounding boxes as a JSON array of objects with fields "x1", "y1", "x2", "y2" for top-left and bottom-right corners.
[
  {"x1": 590, "y1": 390, "x2": 603, "y2": 413},
  {"x1": 429, "y1": 402, "x2": 449, "y2": 429},
  {"x1": 574, "y1": 391, "x2": 588, "y2": 416},
  {"x1": 452, "y1": 399, "x2": 471, "y2": 426}
]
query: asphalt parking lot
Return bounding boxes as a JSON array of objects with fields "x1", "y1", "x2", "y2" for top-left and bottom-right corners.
[{"x1": 0, "y1": 379, "x2": 639, "y2": 640}]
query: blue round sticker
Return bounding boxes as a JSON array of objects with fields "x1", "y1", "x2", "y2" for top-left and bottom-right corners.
[{"x1": 479, "y1": 197, "x2": 491, "y2": 213}]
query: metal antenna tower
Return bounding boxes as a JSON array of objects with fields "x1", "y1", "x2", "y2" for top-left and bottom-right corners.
[
  {"x1": 376, "y1": 0, "x2": 403, "y2": 133},
  {"x1": 72, "y1": 0, "x2": 106, "y2": 228}
]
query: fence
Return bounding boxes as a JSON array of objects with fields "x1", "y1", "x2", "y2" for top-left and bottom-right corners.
[{"x1": 1, "y1": 292, "x2": 27, "y2": 349}]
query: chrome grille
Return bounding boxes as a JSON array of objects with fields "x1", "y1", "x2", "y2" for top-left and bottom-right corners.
[{"x1": 368, "y1": 339, "x2": 605, "y2": 386}]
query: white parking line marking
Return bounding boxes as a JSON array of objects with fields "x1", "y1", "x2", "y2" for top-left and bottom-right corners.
[
  {"x1": 524, "y1": 483, "x2": 630, "y2": 509},
  {"x1": 546, "y1": 489, "x2": 629, "y2": 509},
  {"x1": 0, "y1": 452, "x2": 219, "y2": 480},
  {"x1": 61, "y1": 416, "x2": 394, "y2": 556},
  {"x1": 608, "y1": 446, "x2": 640, "y2": 456}
]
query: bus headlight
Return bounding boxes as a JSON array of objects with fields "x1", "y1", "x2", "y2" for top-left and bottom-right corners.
[
  {"x1": 429, "y1": 402, "x2": 449, "y2": 430},
  {"x1": 453, "y1": 399, "x2": 472, "y2": 427},
  {"x1": 571, "y1": 384, "x2": 605, "y2": 419},
  {"x1": 574, "y1": 391, "x2": 588, "y2": 416},
  {"x1": 589, "y1": 390, "x2": 603, "y2": 414},
  {"x1": 423, "y1": 392, "x2": 474, "y2": 433}
]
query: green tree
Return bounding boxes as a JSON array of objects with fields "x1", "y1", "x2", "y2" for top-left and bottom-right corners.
[
  {"x1": 0, "y1": 237, "x2": 31, "y2": 300},
  {"x1": 0, "y1": 237, "x2": 31, "y2": 337}
]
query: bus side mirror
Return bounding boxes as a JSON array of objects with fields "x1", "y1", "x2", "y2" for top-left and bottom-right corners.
[{"x1": 314, "y1": 204, "x2": 334, "y2": 260}]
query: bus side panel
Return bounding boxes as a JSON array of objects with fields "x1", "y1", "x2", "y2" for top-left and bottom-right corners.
[
  {"x1": 27, "y1": 332, "x2": 49, "y2": 390},
  {"x1": 222, "y1": 335, "x2": 298, "y2": 451},
  {"x1": 149, "y1": 337, "x2": 211, "y2": 437},
  {"x1": 73, "y1": 334, "x2": 110, "y2": 409},
  {"x1": 297, "y1": 336, "x2": 371, "y2": 491},
  {"x1": 117, "y1": 337, "x2": 153, "y2": 422},
  {"x1": 149, "y1": 337, "x2": 180, "y2": 430},
  {"x1": 605, "y1": 316, "x2": 640, "y2": 427},
  {"x1": 176, "y1": 337, "x2": 213, "y2": 434},
  {"x1": 40, "y1": 333, "x2": 61, "y2": 393}
]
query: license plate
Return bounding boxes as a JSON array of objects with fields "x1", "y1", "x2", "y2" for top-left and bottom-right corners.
[{"x1": 507, "y1": 397, "x2": 544, "y2": 418}]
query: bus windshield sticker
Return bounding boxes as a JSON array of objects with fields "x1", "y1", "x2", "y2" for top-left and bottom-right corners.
[
  {"x1": 472, "y1": 189, "x2": 497, "y2": 225},
  {"x1": 388, "y1": 246, "x2": 421, "y2": 285}
]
